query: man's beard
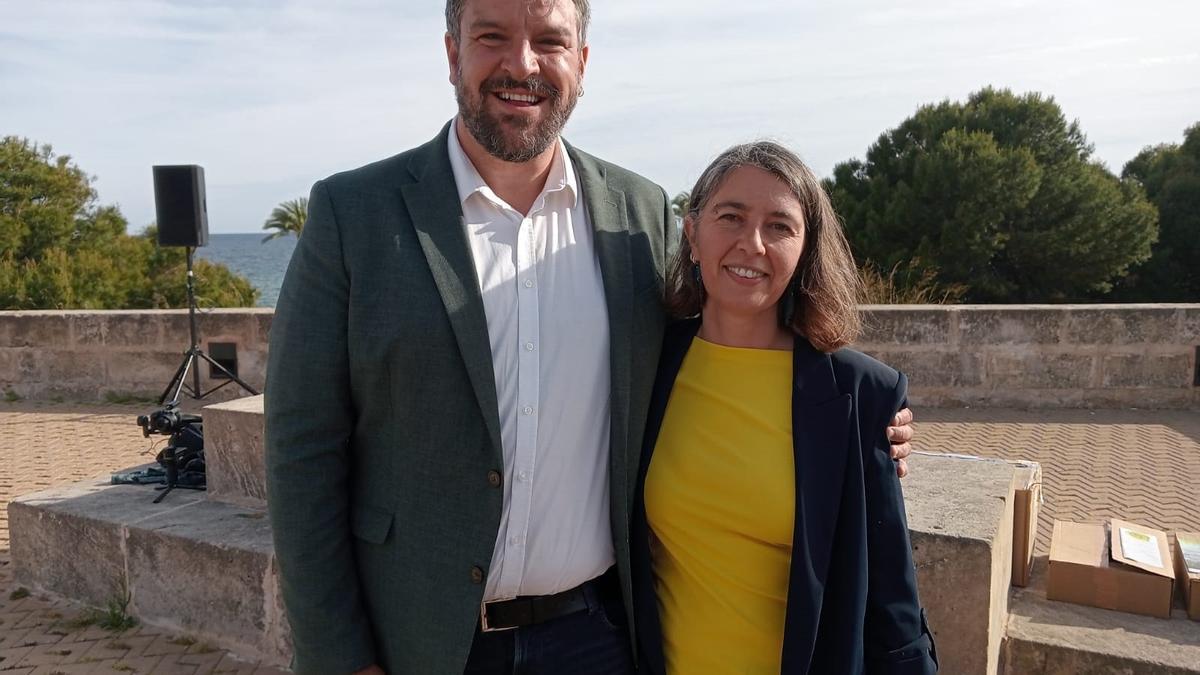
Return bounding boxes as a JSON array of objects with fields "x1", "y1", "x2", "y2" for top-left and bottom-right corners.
[{"x1": 455, "y1": 72, "x2": 580, "y2": 163}]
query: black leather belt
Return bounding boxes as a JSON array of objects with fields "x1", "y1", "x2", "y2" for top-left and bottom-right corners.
[{"x1": 479, "y1": 568, "x2": 615, "y2": 632}]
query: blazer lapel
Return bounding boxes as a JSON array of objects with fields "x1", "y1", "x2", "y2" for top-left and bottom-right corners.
[
  {"x1": 781, "y1": 338, "x2": 852, "y2": 671},
  {"x1": 570, "y1": 145, "x2": 636, "y2": 515},
  {"x1": 400, "y1": 123, "x2": 504, "y2": 463}
]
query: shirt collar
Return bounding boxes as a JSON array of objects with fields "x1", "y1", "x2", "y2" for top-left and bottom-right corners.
[{"x1": 446, "y1": 117, "x2": 579, "y2": 211}]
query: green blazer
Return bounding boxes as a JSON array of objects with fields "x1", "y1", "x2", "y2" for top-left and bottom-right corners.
[{"x1": 265, "y1": 123, "x2": 673, "y2": 675}]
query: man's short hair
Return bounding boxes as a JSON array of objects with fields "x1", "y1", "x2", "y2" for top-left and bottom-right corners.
[{"x1": 445, "y1": 0, "x2": 591, "y2": 47}]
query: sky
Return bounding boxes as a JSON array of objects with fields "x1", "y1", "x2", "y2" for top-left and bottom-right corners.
[{"x1": 2, "y1": 0, "x2": 1198, "y2": 234}]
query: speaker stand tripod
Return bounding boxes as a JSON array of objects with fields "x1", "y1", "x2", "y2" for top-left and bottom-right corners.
[{"x1": 158, "y1": 247, "x2": 260, "y2": 405}]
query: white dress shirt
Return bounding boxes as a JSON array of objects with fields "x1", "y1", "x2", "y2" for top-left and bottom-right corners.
[{"x1": 447, "y1": 122, "x2": 614, "y2": 601}]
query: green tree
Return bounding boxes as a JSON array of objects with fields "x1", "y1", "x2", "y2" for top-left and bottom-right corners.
[
  {"x1": 826, "y1": 88, "x2": 1158, "y2": 302},
  {"x1": 0, "y1": 136, "x2": 258, "y2": 309},
  {"x1": 262, "y1": 197, "x2": 308, "y2": 243},
  {"x1": 1113, "y1": 123, "x2": 1200, "y2": 301}
]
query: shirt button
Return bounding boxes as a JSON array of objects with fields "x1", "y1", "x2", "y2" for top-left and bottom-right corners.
[
  {"x1": 524, "y1": 279, "x2": 534, "y2": 289},
  {"x1": 524, "y1": 342, "x2": 535, "y2": 352},
  {"x1": 487, "y1": 470, "x2": 501, "y2": 488},
  {"x1": 523, "y1": 405, "x2": 534, "y2": 416},
  {"x1": 470, "y1": 566, "x2": 485, "y2": 584},
  {"x1": 518, "y1": 470, "x2": 530, "y2": 482},
  {"x1": 509, "y1": 535, "x2": 523, "y2": 546}
]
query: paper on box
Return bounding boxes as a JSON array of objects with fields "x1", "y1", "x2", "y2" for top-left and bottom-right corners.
[
  {"x1": 1175, "y1": 531, "x2": 1200, "y2": 621},
  {"x1": 1047, "y1": 519, "x2": 1175, "y2": 619}
]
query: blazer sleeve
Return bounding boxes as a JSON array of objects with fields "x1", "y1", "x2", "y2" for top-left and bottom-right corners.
[
  {"x1": 265, "y1": 180, "x2": 377, "y2": 674},
  {"x1": 863, "y1": 371, "x2": 939, "y2": 674}
]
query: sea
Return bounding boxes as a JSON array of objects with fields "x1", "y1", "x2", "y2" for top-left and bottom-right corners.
[{"x1": 195, "y1": 233, "x2": 297, "y2": 307}]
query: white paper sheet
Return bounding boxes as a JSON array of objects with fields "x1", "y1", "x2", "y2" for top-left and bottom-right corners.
[
  {"x1": 1119, "y1": 527, "x2": 1163, "y2": 569},
  {"x1": 1179, "y1": 533, "x2": 1200, "y2": 575}
]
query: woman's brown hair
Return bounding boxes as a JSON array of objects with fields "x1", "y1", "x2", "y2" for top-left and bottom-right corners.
[{"x1": 665, "y1": 141, "x2": 862, "y2": 352}]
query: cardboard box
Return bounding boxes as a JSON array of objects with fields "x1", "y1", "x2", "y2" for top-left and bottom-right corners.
[
  {"x1": 1011, "y1": 462, "x2": 1041, "y2": 587},
  {"x1": 1175, "y1": 531, "x2": 1200, "y2": 621},
  {"x1": 1046, "y1": 519, "x2": 1175, "y2": 618}
]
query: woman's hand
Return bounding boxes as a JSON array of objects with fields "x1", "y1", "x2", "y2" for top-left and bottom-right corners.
[{"x1": 887, "y1": 407, "x2": 915, "y2": 478}]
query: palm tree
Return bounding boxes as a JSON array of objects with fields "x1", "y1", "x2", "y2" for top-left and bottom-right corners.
[
  {"x1": 261, "y1": 197, "x2": 308, "y2": 243},
  {"x1": 670, "y1": 191, "x2": 690, "y2": 229}
]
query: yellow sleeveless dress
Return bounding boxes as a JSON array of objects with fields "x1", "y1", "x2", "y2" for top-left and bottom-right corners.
[{"x1": 644, "y1": 337, "x2": 795, "y2": 675}]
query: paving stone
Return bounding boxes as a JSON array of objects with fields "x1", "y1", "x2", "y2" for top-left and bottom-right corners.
[
  {"x1": 87, "y1": 653, "x2": 166, "y2": 673},
  {"x1": 0, "y1": 644, "x2": 36, "y2": 668},
  {"x1": 15, "y1": 641, "x2": 87, "y2": 667},
  {"x1": 29, "y1": 662, "x2": 93, "y2": 674}
]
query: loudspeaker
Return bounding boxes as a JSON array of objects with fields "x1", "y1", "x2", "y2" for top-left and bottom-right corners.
[{"x1": 152, "y1": 165, "x2": 209, "y2": 247}]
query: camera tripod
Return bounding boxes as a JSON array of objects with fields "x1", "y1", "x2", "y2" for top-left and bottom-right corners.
[
  {"x1": 153, "y1": 442, "x2": 206, "y2": 503},
  {"x1": 158, "y1": 247, "x2": 260, "y2": 405}
]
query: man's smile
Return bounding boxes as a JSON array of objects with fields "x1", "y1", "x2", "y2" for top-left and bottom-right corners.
[{"x1": 494, "y1": 91, "x2": 545, "y2": 107}]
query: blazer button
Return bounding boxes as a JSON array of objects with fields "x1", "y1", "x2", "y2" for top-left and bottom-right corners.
[
  {"x1": 470, "y1": 566, "x2": 485, "y2": 584},
  {"x1": 487, "y1": 470, "x2": 502, "y2": 488}
]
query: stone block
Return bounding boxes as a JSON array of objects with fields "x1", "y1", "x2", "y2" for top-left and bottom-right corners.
[
  {"x1": 959, "y1": 309, "x2": 1063, "y2": 345},
  {"x1": 204, "y1": 395, "x2": 267, "y2": 507},
  {"x1": 1180, "y1": 307, "x2": 1200, "y2": 343},
  {"x1": 0, "y1": 348, "x2": 42, "y2": 388},
  {"x1": 7, "y1": 474, "x2": 289, "y2": 667},
  {"x1": 256, "y1": 311, "x2": 274, "y2": 345},
  {"x1": 44, "y1": 350, "x2": 106, "y2": 384},
  {"x1": 263, "y1": 555, "x2": 295, "y2": 665},
  {"x1": 863, "y1": 350, "x2": 984, "y2": 387},
  {"x1": 2, "y1": 312, "x2": 70, "y2": 348},
  {"x1": 126, "y1": 498, "x2": 284, "y2": 665},
  {"x1": 1102, "y1": 353, "x2": 1193, "y2": 389},
  {"x1": 1060, "y1": 306, "x2": 1182, "y2": 346},
  {"x1": 103, "y1": 312, "x2": 165, "y2": 349},
  {"x1": 234, "y1": 349, "x2": 269, "y2": 391},
  {"x1": 988, "y1": 352, "x2": 1094, "y2": 389},
  {"x1": 1003, "y1": 561, "x2": 1200, "y2": 674},
  {"x1": 70, "y1": 313, "x2": 109, "y2": 347},
  {"x1": 903, "y1": 453, "x2": 1016, "y2": 675},
  {"x1": 196, "y1": 311, "x2": 260, "y2": 345},
  {"x1": 860, "y1": 307, "x2": 954, "y2": 345},
  {"x1": 104, "y1": 351, "x2": 186, "y2": 390},
  {"x1": 8, "y1": 477, "x2": 201, "y2": 607}
]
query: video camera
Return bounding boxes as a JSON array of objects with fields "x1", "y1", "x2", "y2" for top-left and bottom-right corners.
[
  {"x1": 134, "y1": 404, "x2": 205, "y2": 502},
  {"x1": 137, "y1": 406, "x2": 203, "y2": 438}
]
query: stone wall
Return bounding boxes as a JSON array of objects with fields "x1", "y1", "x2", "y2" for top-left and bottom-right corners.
[
  {"x1": 857, "y1": 304, "x2": 1200, "y2": 409},
  {"x1": 0, "y1": 310, "x2": 271, "y2": 403},
  {"x1": 1, "y1": 304, "x2": 1198, "y2": 408}
]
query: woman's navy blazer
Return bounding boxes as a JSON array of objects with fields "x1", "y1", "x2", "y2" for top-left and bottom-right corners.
[{"x1": 631, "y1": 319, "x2": 938, "y2": 674}]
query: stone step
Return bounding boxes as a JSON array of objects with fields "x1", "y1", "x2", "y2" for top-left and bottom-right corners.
[
  {"x1": 8, "y1": 451, "x2": 1017, "y2": 675},
  {"x1": 1002, "y1": 557, "x2": 1200, "y2": 674},
  {"x1": 202, "y1": 398, "x2": 1019, "y2": 674},
  {"x1": 7, "y1": 474, "x2": 290, "y2": 668}
]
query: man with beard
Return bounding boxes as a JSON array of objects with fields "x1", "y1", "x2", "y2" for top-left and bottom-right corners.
[{"x1": 265, "y1": 1, "x2": 915, "y2": 674}]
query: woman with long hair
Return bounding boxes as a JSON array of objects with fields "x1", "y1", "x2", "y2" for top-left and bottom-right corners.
[{"x1": 631, "y1": 142, "x2": 937, "y2": 674}]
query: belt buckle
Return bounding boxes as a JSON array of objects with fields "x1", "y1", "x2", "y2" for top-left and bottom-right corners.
[{"x1": 480, "y1": 600, "x2": 517, "y2": 633}]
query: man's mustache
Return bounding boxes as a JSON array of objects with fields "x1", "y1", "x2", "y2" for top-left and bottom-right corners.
[{"x1": 481, "y1": 76, "x2": 561, "y2": 100}]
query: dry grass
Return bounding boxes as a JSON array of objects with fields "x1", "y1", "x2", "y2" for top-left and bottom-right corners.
[{"x1": 858, "y1": 259, "x2": 966, "y2": 305}]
